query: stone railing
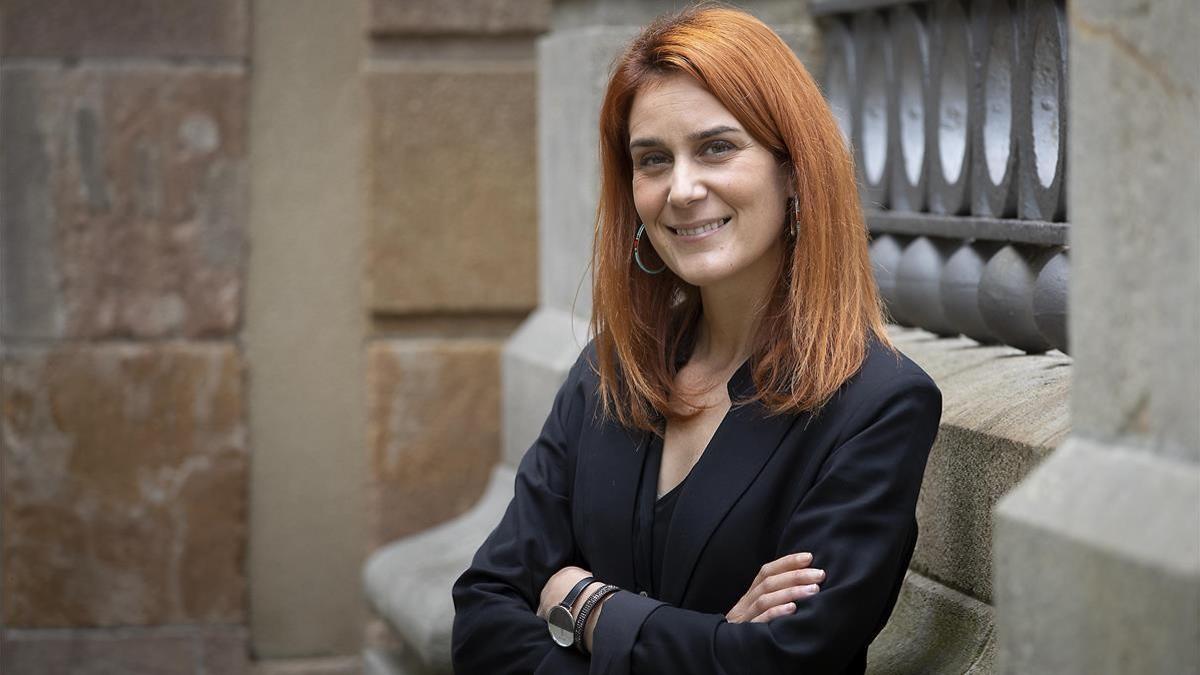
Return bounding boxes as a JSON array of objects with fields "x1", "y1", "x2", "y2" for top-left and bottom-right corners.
[{"x1": 816, "y1": 0, "x2": 1070, "y2": 354}]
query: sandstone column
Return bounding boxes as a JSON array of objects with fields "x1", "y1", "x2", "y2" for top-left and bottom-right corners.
[{"x1": 245, "y1": 0, "x2": 369, "y2": 663}]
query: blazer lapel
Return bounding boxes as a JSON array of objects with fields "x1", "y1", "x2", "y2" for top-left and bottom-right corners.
[
  {"x1": 578, "y1": 420, "x2": 648, "y2": 589},
  {"x1": 658, "y1": 362, "x2": 797, "y2": 605}
]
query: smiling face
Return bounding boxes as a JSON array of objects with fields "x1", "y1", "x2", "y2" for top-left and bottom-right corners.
[{"x1": 628, "y1": 74, "x2": 790, "y2": 292}]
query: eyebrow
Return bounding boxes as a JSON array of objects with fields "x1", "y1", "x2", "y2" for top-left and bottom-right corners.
[{"x1": 629, "y1": 125, "x2": 742, "y2": 150}]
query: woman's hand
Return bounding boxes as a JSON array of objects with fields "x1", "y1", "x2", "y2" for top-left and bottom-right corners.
[
  {"x1": 725, "y1": 552, "x2": 824, "y2": 623},
  {"x1": 536, "y1": 565, "x2": 594, "y2": 618}
]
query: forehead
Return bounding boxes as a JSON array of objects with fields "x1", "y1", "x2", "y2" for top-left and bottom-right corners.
[{"x1": 628, "y1": 74, "x2": 739, "y2": 139}]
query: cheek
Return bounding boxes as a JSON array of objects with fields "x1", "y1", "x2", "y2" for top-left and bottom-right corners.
[{"x1": 631, "y1": 179, "x2": 665, "y2": 225}]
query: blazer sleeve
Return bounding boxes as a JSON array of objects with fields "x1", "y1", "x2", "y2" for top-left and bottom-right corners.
[
  {"x1": 590, "y1": 376, "x2": 943, "y2": 675},
  {"x1": 450, "y1": 351, "x2": 592, "y2": 675}
]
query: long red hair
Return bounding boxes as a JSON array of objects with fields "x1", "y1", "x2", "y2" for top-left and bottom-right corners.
[{"x1": 591, "y1": 5, "x2": 890, "y2": 432}]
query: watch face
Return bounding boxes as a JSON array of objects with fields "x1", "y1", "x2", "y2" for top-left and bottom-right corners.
[{"x1": 547, "y1": 605, "x2": 575, "y2": 647}]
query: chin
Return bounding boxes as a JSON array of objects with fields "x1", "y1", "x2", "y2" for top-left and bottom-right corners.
[{"x1": 671, "y1": 264, "x2": 734, "y2": 289}]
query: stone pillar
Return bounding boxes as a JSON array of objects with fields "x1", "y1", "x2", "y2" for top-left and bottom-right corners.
[
  {"x1": 245, "y1": 0, "x2": 369, "y2": 663},
  {"x1": 0, "y1": 1, "x2": 251, "y2": 672},
  {"x1": 993, "y1": 0, "x2": 1200, "y2": 672}
]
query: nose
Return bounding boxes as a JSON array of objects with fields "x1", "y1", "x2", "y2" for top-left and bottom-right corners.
[{"x1": 667, "y1": 159, "x2": 706, "y2": 208}]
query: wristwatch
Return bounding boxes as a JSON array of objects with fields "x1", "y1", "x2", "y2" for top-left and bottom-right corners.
[{"x1": 547, "y1": 576, "x2": 595, "y2": 648}]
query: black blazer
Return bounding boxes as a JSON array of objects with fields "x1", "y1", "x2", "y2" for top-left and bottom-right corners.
[{"x1": 452, "y1": 336, "x2": 942, "y2": 675}]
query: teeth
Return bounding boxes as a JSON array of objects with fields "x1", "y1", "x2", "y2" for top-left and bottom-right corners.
[{"x1": 675, "y1": 218, "x2": 728, "y2": 236}]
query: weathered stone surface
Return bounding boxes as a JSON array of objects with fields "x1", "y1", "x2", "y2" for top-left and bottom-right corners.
[
  {"x1": 1, "y1": 344, "x2": 247, "y2": 627},
  {"x1": 0, "y1": 0, "x2": 249, "y2": 58},
  {"x1": 1068, "y1": 0, "x2": 1200, "y2": 460},
  {"x1": 891, "y1": 328, "x2": 1070, "y2": 603},
  {"x1": 995, "y1": 438, "x2": 1200, "y2": 674},
  {"x1": 367, "y1": 339, "x2": 501, "y2": 547},
  {"x1": 0, "y1": 67, "x2": 247, "y2": 340},
  {"x1": 366, "y1": 67, "x2": 537, "y2": 315},
  {"x1": 868, "y1": 572, "x2": 995, "y2": 675},
  {"x1": 369, "y1": 0, "x2": 550, "y2": 36},
  {"x1": 1, "y1": 625, "x2": 248, "y2": 675}
]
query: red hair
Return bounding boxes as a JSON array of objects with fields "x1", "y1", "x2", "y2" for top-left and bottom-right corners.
[{"x1": 591, "y1": 5, "x2": 890, "y2": 432}]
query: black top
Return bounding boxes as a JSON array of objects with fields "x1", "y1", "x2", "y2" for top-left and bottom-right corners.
[
  {"x1": 632, "y1": 432, "x2": 690, "y2": 599},
  {"x1": 451, "y1": 336, "x2": 942, "y2": 675}
]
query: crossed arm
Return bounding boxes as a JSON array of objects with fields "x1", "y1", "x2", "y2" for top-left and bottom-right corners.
[
  {"x1": 536, "y1": 552, "x2": 824, "y2": 653},
  {"x1": 450, "y1": 358, "x2": 941, "y2": 675}
]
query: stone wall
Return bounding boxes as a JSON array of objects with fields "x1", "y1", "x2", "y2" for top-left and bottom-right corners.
[
  {"x1": 0, "y1": 0, "x2": 251, "y2": 672},
  {"x1": 361, "y1": 0, "x2": 545, "y2": 551}
]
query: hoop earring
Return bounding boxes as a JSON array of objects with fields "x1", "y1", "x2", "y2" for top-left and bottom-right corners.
[{"x1": 633, "y1": 223, "x2": 667, "y2": 274}]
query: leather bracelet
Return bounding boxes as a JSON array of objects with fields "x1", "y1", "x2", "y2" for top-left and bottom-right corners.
[
  {"x1": 560, "y1": 576, "x2": 595, "y2": 610},
  {"x1": 573, "y1": 584, "x2": 619, "y2": 654}
]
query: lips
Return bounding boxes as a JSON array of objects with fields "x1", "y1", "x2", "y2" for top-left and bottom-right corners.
[{"x1": 669, "y1": 217, "x2": 731, "y2": 237}]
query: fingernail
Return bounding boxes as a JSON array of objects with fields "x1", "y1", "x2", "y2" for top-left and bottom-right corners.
[
  {"x1": 816, "y1": 569, "x2": 825, "y2": 579},
  {"x1": 799, "y1": 552, "x2": 812, "y2": 562},
  {"x1": 805, "y1": 584, "x2": 820, "y2": 593}
]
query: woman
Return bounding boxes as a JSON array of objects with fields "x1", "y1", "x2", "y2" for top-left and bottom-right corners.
[{"x1": 452, "y1": 7, "x2": 941, "y2": 674}]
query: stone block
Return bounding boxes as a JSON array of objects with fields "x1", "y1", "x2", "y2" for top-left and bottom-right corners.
[
  {"x1": 867, "y1": 572, "x2": 995, "y2": 675},
  {"x1": 0, "y1": 0, "x2": 249, "y2": 58},
  {"x1": 1, "y1": 344, "x2": 247, "y2": 627},
  {"x1": 366, "y1": 67, "x2": 537, "y2": 315},
  {"x1": 994, "y1": 437, "x2": 1200, "y2": 674},
  {"x1": 367, "y1": 339, "x2": 501, "y2": 547},
  {"x1": 369, "y1": 0, "x2": 550, "y2": 36},
  {"x1": 891, "y1": 328, "x2": 1070, "y2": 603},
  {"x1": 0, "y1": 66, "x2": 247, "y2": 340},
  {"x1": 1, "y1": 625, "x2": 248, "y2": 675}
]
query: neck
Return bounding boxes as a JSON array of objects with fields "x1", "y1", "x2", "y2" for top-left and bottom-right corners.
[{"x1": 692, "y1": 246, "x2": 781, "y2": 370}]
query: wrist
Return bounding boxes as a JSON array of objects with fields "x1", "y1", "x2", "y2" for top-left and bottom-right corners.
[
  {"x1": 582, "y1": 591, "x2": 613, "y2": 653},
  {"x1": 570, "y1": 581, "x2": 604, "y2": 615}
]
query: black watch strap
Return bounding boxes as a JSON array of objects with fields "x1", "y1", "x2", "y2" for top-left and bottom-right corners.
[
  {"x1": 574, "y1": 584, "x2": 620, "y2": 654},
  {"x1": 559, "y1": 576, "x2": 595, "y2": 611}
]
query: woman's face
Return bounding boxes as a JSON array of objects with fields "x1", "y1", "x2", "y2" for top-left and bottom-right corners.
[{"x1": 628, "y1": 74, "x2": 789, "y2": 291}]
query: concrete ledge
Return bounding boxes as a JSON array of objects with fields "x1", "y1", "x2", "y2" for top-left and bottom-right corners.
[
  {"x1": 363, "y1": 466, "x2": 516, "y2": 675},
  {"x1": 868, "y1": 571, "x2": 996, "y2": 675},
  {"x1": 892, "y1": 328, "x2": 1071, "y2": 603}
]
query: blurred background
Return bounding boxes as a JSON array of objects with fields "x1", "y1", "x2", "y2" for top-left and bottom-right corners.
[{"x1": 0, "y1": 0, "x2": 1195, "y2": 674}]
